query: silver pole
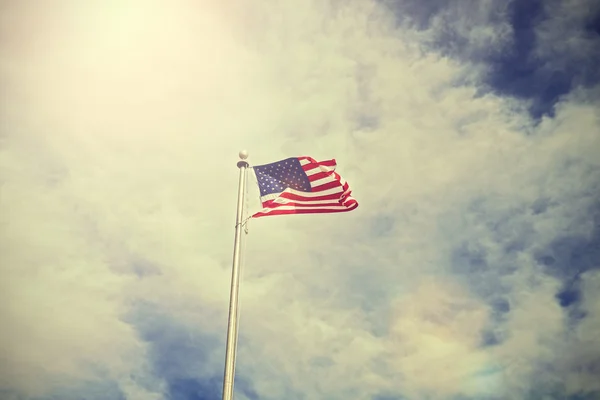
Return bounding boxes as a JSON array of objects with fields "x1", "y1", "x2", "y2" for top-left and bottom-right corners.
[{"x1": 221, "y1": 150, "x2": 249, "y2": 400}]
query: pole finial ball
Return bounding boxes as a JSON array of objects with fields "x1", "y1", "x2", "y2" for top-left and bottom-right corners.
[{"x1": 239, "y1": 150, "x2": 249, "y2": 160}]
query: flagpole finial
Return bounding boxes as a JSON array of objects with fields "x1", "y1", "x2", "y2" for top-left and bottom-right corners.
[{"x1": 239, "y1": 150, "x2": 249, "y2": 160}]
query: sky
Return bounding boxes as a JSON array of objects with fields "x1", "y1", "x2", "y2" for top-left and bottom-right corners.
[{"x1": 1, "y1": 0, "x2": 599, "y2": 399}]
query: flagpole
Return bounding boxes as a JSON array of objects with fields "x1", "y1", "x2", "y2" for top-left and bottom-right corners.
[{"x1": 221, "y1": 150, "x2": 249, "y2": 400}]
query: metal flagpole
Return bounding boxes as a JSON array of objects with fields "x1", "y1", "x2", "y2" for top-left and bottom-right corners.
[{"x1": 221, "y1": 150, "x2": 249, "y2": 400}]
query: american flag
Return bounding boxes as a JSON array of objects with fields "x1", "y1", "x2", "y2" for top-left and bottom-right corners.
[{"x1": 251, "y1": 156, "x2": 358, "y2": 218}]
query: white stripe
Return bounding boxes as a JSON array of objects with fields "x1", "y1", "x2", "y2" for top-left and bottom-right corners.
[
  {"x1": 258, "y1": 195, "x2": 357, "y2": 208},
  {"x1": 315, "y1": 164, "x2": 335, "y2": 173},
  {"x1": 305, "y1": 165, "x2": 337, "y2": 177},
  {"x1": 301, "y1": 162, "x2": 336, "y2": 174},
  {"x1": 309, "y1": 175, "x2": 337, "y2": 187},
  {"x1": 257, "y1": 205, "x2": 353, "y2": 214},
  {"x1": 260, "y1": 186, "x2": 343, "y2": 202},
  {"x1": 270, "y1": 197, "x2": 344, "y2": 205},
  {"x1": 299, "y1": 158, "x2": 336, "y2": 171},
  {"x1": 305, "y1": 167, "x2": 320, "y2": 176}
]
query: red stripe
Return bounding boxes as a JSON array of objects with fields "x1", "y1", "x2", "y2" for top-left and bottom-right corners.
[
  {"x1": 310, "y1": 180, "x2": 342, "y2": 192},
  {"x1": 307, "y1": 171, "x2": 331, "y2": 182},
  {"x1": 302, "y1": 164, "x2": 319, "y2": 173},
  {"x1": 253, "y1": 203, "x2": 358, "y2": 218},
  {"x1": 258, "y1": 196, "x2": 358, "y2": 211},
  {"x1": 297, "y1": 156, "x2": 317, "y2": 163},
  {"x1": 274, "y1": 191, "x2": 344, "y2": 202},
  {"x1": 300, "y1": 158, "x2": 336, "y2": 172},
  {"x1": 318, "y1": 159, "x2": 337, "y2": 168},
  {"x1": 262, "y1": 200, "x2": 346, "y2": 209},
  {"x1": 332, "y1": 171, "x2": 350, "y2": 192}
]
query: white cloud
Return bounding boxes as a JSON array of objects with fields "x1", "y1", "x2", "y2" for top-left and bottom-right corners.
[{"x1": 1, "y1": 0, "x2": 599, "y2": 399}]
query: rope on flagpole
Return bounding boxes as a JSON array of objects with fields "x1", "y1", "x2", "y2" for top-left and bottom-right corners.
[{"x1": 240, "y1": 166, "x2": 252, "y2": 233}]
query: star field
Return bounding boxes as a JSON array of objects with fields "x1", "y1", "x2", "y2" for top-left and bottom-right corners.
[{"x1": 253, "y1": 158, "x2": 312, "y2": 196}]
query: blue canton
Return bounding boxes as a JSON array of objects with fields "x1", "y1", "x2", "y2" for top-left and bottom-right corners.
[{"x1": 253, "y1": 157, "x2": 312, "y2": 196}]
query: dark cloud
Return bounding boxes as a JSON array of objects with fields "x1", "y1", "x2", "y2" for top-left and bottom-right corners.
[
  {"x1": 537, "y1": 202, "x2": 600, "y2": 322},
  {"x1": 128, "y1": 303, "x2": 221, "y2": 398},
  {"x1": 526, "y1": 384, "x2": 600, "y2": 400},
  {"x1": 16, "y1": 381, "x2": 126, "y2": 400},
  {"x1": 446, "y1": 191, "x2": 598, "y2": 358},
  {"x1": 127, "y1": 301, "x2": 260, "y2": 400},
  {"x1": 382, "y1": 0, "x2": 600, "y2": 118},
  {"x1": 166, "y1": 377, "x2": 221, "y2": 400},
  {"x1": 372, "y1": 394, "x2": 406, "y2": 400}
]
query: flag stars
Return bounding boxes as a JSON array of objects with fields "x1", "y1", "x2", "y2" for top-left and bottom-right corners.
[{"x1": 253, "y1": 157, "x2": 312, "y2": 196}]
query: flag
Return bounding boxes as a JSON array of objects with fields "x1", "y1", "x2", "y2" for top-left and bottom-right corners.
[{"x1": 251, "y1": 156, "x2": 358, "y2": 218}]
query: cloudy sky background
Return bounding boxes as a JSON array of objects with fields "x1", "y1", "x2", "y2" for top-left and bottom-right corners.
[{"x1": 1, "y1": 0, "x2": 599, "y2": 399}]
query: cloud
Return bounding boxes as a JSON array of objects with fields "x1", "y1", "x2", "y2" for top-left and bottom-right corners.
[
  {"x1": 533, "y1": 0, "x2": 600, "y2": 79},
  {"x1": 383, "y1": 0, "x2": 600, "y2": 118},
  {"x1": 384, "y1": 277, "x2": 495, "y2": 398},
  {"x1": 1, "y1": 0, "x2": 599, "y2": 399}
]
